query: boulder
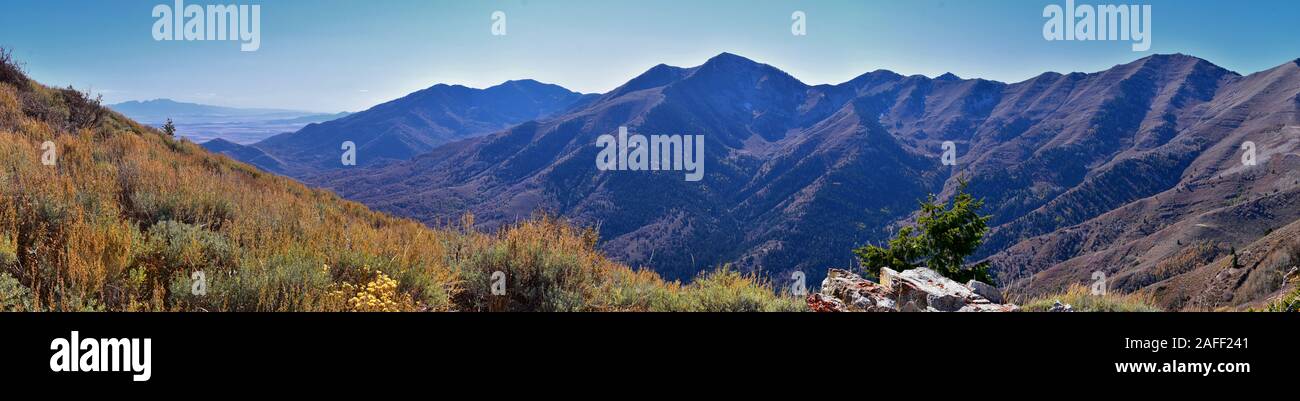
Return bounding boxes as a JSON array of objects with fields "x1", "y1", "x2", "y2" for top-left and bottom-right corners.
[
  {"x1": 811, "y1": 269, "x2": 896, "y2": 312},
  {"x1": 807, "y1": 293, "x2": 848, "y2": 312},
  {"x1": 1048, "y1": 300, "x2": 1074, "y2": 312},
  {"x1": 807, "y1": 267, "x2": 1018, "y2": 312},
  {"x1": 967, "y1": 280, "x2": 1004, "y2": 304}
]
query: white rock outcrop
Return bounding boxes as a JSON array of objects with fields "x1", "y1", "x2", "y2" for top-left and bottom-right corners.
[{"x1": 807, "y1": 267, "x2": 1018, "y2": 312}]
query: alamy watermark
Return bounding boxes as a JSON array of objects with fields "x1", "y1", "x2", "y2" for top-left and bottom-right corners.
[
  {"x1": 941, "y1": 141, "x2": 957, "y2": 166},
  {"x1": 40, "y1": 141, "x2": 56, "y2": 166},
  {"x1": 1091, "y1": 270, "x2": 1108, "y2": 296},
  {"x1": 152, "y1": 1, "x2": 261, "y2": 51},
  {"x1": 191, "y1": 270, "x2": 207, "y2": 296},
  {"x1": 491, "y1": 11, "x2": 507, "y2": 36},
  {"x1": 791, "y1": 11, "x2": 806, "y2": 36},
  {"x1": 50, "y1": 331, "x2": 152, "y2": 382},
  {"x1": 490, "y1": 271, "x2": 506, "y2": 296},
  {"x1": 341, "y1": 140, "x2": 357, "y2": 166},
  {"x1": 1043, "y1": 1, "x2": 1151, "y2": 51},
  {"x1": 596, "y1": 126, "x2": 704, "y2": 182}
]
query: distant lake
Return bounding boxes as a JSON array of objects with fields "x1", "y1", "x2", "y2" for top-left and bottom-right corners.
[{"x1": 152, "y1": 119, "x2": 320, "y2": 144}]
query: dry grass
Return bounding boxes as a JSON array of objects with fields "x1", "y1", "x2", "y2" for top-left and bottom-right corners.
[
  {"x1": 0, "y1": 53, "x2": 803, "y2": 312},
  {"x1": 1020, "y1": 284, "x2": 1163, "y2": 312},
  {"x1": 1261, "y1": 268, "x2": 1299, "y2": 312},
  {"x1": 1152, "y1": 241, "x2": 1225, "y2": 281},
  {"x1": 1264, "y1": 286, "x2": 1299, "y2": 312}
]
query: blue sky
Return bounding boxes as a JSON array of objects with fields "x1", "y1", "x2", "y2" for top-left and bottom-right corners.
[{"x1": 2, "y1": 0, "x2": 1298, "y2": 112}]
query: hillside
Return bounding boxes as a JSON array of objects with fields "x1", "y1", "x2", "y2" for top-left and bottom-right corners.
[
  {"x1": 308, "y1": 53, "x2": 1300, "y2": 310},
  {"x1": 0, "y1": 51, "x2": 801, "y2": 312},
  {"x1": 982, "y1": 58, "x2": 1300, "y2": 310}
]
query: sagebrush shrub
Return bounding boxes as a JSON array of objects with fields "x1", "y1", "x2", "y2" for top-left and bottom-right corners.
[
  {"x1": 59, "y1": 86, "x2": 104, "y2": 131},
  {"x1": 0, "y1": 272, "x2": 36, "y2": 312},
  {"x1": 0, "y1": 48, "x2": 25, "y2": 88}
]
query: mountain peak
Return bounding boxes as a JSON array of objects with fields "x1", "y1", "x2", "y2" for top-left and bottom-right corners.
[
  {"x1": 1104, "y1": 53, "x2": 1239, "y2": 79},
  {"x1": 498, "y1": 79, "x2": 553, "y2": 88},
  {"x1": 692, "y1": 52, "x2": 805, "y2": 87},
  {"x1": 842, "y1": 69, "x2": 904, "y2": 90},
  {"x1": 202, "y1": 137, "x2": 237, "y2": 146},
  {"x1": 701, "y1": 52, "x2": 766, "y2": 70},
  {"x1": 607, "y1": 63, "x2": 690, "y2": 97},
  {"x1": 1139, "y1": 52, "x2": 1193, "y2": 60},
  {"x1": 1132, "y1": 53, "x2": 1220, "y2": 68},
  {"x1": 935, "y1": 72, "x2": 961, "y2": 81},
  {"x1": 488, "y1": 79, "x2": 575, "y2": 94},
  {"x1": 707, "y1": 52, "x2": 752, "y2": 62}
]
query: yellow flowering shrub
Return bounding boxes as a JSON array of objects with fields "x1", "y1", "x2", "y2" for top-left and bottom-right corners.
[{"x1": 326, "y1": 265, "x2": 410, "y2": 312}]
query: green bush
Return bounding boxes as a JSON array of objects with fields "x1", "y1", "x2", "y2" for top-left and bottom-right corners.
[
  {"x1": 0, "y1": 272, "x2": 36, "y2": 312},
  {"x1": 0, "y1": 234, "x2": 16, "y2": 270},
  {"x1": 1265, "y1": 287, "x2": 1299, "y2": 312},
  {"x1": 132, "y1": 220, "x2": 235, "y2": 306},
  {"x1": 49, "y1": 289, "x2": 105, "y2": 312},
  {"x1": 454, "y1": 237, "x2": 601, "y2": 312},
  {"x1": 143, "y1": 220, "x2": 235, "y2": 271},
  {"x1": 854, "y1": 180, "x2": 992, "y2": 283},
  {"x1": 129, "y1": 191, "x2": 235, "y2": 230},
  {"x1": 171, "y1": 249, "x2": 333, "y2": 311}
]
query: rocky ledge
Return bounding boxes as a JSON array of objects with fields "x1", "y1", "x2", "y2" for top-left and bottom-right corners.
[{"x1": 807, "y1": 267, "x2": 1019, "y2": 312}]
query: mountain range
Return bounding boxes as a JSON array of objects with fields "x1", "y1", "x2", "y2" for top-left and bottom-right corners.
[
  {"x1": 213, "y1": 52, "x2": 1300, "y2": 310},
  {"x1": 204, "y1": 80, "x2": 595, "y2": 175},
  {"x1": 109, "y1": 99, "x2": 317, "y2": 122}
]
